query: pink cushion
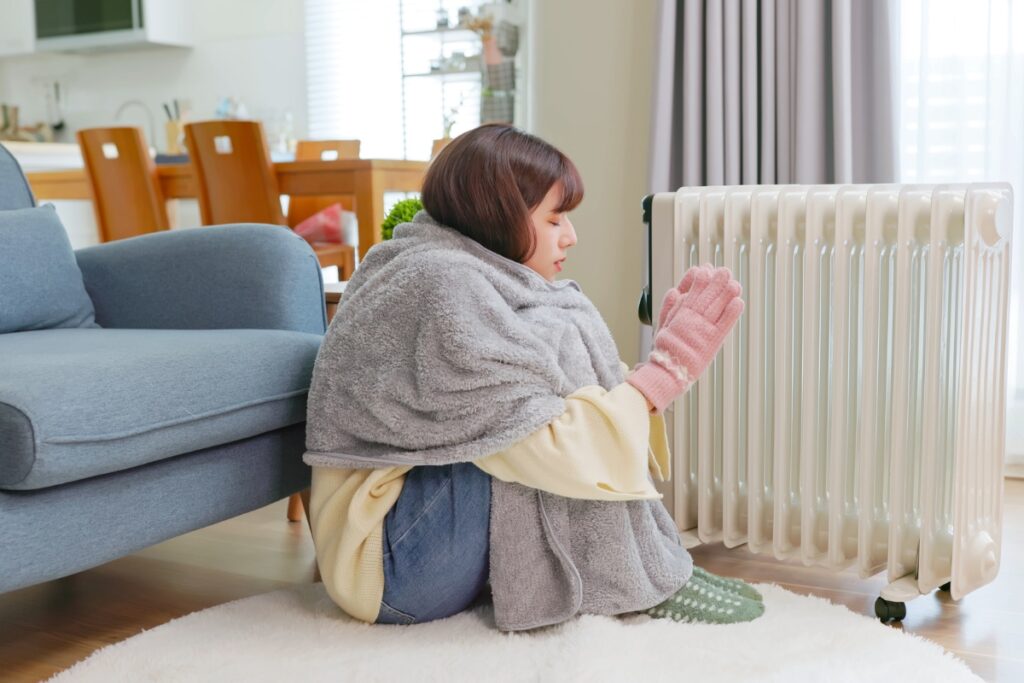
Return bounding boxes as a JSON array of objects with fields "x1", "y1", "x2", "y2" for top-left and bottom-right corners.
[{"x1": 294, "y1": 203, "x2": 343, "y2": 243}]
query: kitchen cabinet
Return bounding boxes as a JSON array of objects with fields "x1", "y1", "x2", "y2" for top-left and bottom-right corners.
[
  {"x1": 0, "y1": 0, "x2": 35, "y2": 57},
  {"x1": 36, "y1": 0, "x2": 191, "y2": 52},
  {"x1": 0, "y1": 0, "x2": 191, "y2": 56}
]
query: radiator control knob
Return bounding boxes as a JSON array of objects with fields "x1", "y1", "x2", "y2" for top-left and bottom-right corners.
[
  {"x1": 968, "y1": 531, "x2": 999, "y2": 585},
  {"x1": 974, "y1": 189, "x2": 1012, "y2": 246}
]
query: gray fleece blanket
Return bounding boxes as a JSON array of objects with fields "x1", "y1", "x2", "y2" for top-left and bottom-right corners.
[{"x1": 304, "y1": 212, "x2": 691, "y2": 630}]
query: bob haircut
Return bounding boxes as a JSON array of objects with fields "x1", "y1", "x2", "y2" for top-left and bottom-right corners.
[{"x1": 421, "y1": 124, "x2": 584, "y2": 263}]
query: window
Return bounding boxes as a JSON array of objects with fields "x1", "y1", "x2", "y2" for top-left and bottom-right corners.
[
  {"x1": 305, "y1": 0, "x2": 406, "y2": 159},
  {"x1": 899, "y1": 0, "x2": 1024, "y2": 183},
  {"x1": 305, "y1": 0, "x2": 497, "y2": 161},
  {"x1": 898, "y1": 0, "x2": 1024, "y2": 461}
]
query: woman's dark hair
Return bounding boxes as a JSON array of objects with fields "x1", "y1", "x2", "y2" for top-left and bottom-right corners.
[{"x1": 421, "y1": 124, "x2": 584, "y2": 263}]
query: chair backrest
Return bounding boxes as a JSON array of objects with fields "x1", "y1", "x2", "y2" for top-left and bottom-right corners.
[
  {"x1": 183, "y1": 120, "x2": 285, "y2": 226},
  {"x1": 0, "y1": 142, "x2": 36, "y2": 210},
  {"x1": 286, "y1": 139, "x2": 361, "y2": 227},
  {"x1": 77, "y1": 127, "x2": 169, "y2": 242},
  {"x1": 296, "y1": 139, "x2": 361, "y2": 162}
]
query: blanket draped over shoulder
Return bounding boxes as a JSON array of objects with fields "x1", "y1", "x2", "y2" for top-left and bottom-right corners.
[{"x1": 304, "y1": 212, "x2": 691, "y2": 630}]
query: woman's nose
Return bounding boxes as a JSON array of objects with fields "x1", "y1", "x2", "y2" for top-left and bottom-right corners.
[{"x1": 562, "y1": 219, "x2": 577, "y2": 247}]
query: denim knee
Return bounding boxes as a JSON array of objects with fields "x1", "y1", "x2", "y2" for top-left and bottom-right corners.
[{"x1": 378, "y1": 462, "x2": 491, "y2": 624}]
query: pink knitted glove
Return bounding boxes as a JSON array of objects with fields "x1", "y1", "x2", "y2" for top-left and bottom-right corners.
[{"x1": 627, "y1": 265, "x2": 744, "y2": 413}]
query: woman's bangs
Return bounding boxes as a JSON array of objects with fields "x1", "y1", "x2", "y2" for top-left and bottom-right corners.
[{"x1": 554, "y1": 160, "x2": 584, "y2": 213}]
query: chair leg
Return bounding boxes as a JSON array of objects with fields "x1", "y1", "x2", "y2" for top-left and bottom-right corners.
[{"x1": 286, "y1": 492, "x2": 305, "y2": 522}]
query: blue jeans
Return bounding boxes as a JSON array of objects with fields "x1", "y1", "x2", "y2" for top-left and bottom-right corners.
[{"x1": 376, "y1": 462, "x2": 492, "y2": 625}]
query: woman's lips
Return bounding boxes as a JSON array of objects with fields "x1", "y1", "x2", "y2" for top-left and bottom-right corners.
[{"x1": 555, "y1": 259, "x2": 565, "y2": 272}]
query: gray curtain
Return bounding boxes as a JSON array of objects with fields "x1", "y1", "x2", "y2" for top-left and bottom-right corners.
[
  {"x1": 648, "y1": 0, "x2": 897, "y2": 192},
  {"x1": 640, "y1": 0, "x2": 897, "y2": 359}
]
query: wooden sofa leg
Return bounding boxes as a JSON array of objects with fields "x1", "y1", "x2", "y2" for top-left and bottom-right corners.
[
  {"x1": 286, "y1": 492, "x2": 304, "y2": 522},
  {"x1": 295, "y1": 487, "x2": 320, "y2": 582},
  {"x1": 299, "y1": 488, "x2": 313, "y2": 532}
]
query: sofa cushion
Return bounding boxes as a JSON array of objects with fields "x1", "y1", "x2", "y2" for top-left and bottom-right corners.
[
  {"x1": 0, "y1": 328, "x2": 323, "y2": 490},
  {"x1": 0, "y1": 204, "x2": 98, "y2": 334}
]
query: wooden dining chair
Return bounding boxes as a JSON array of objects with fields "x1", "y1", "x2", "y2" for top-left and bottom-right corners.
[
  {"x1": 285, "y1": 139, "x2": 361, "y2": 227},
  {"x1": 77, "y1": 127, "x2": 169, "y2": 242},
  {"x1": 297, "y1": 139, "x2": 361, "y2": 162},
  {"x1": 183, "y1": 120, "x2": 354, "y2": 279}
]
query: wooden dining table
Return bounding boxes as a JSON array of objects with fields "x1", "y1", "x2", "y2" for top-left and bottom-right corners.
[{"x1": 25, "y1": 158, "x2": 429, "y2": 260}]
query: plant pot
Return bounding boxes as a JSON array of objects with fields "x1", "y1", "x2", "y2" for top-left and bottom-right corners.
[{"x1": 431, "y1": 137, "x2": 452, "y2": 158}]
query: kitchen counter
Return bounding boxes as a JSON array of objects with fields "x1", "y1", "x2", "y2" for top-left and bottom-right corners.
[{"x1": 1, "y1": 141, "x2": 84, "y2": 172}]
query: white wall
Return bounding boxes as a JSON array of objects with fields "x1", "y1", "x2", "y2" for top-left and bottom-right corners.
[
  {"x1": 527, "y1": 0, "x2": 657, "y2": 363},
  {"x1": 0, "y1": 0, "x2": 307, "y2": 150}
]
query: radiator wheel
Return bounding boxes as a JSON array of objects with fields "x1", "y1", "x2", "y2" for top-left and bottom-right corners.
[
  {"x1": 939, "y1": 581, "x2": 952, "y2": 592},
  {"x1": 874, "y1": 597, "x2": 907, "y2": 622}
]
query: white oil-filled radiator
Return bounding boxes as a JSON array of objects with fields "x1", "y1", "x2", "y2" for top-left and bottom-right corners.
[{"x1": 639, "y1": 184, "x2": 1013, "y2": 620}]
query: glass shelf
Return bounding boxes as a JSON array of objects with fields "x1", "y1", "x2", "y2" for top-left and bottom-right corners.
[
  {"x1": 398, "y1": 1, "x2": 522, "y2": 159},
  {"x1": 403, "y1": 69, "x2": 481, "y2": 81},
  {"x1": 401, "y1": 27, "x2": 478, "y2": 39}
]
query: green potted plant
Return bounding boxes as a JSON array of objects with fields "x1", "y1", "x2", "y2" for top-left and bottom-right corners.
[{"x1": 381, "y1": 197, "x2": 423, "y2": 241}]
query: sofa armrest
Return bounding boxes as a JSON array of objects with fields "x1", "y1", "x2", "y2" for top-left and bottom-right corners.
[{"x1": 75, "y1": 224, "x2": 327, "y2": 334}]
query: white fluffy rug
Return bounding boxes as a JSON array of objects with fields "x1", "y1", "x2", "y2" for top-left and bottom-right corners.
[{"x1": 49, "y1": 583, "x2": 979, "y2": 682}]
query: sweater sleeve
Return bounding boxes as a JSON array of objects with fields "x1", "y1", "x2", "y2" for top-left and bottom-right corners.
[{"x1": 473, "y1": 380, "x2": 670, "y2": 501}]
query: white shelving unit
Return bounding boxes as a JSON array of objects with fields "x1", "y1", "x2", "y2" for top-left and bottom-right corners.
[{"x1": 397, "y1": 1, "x2": 524, "y2": 160}]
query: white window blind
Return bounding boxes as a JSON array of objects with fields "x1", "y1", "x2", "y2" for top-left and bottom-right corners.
[{"x1": 305, "y1": 0, "x2": 405, "y2": 159}]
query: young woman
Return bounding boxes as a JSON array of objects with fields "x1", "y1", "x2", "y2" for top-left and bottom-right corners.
[{"x1": 303, "y1": 124, "x2": 760, "y2": 630}]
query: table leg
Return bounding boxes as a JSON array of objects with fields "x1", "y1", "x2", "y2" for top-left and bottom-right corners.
[{"x1": 355, "y1": 170, "x2": 386, "y2": 262}]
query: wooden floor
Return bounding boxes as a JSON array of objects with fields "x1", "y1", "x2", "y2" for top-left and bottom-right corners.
[{"x1": 3, "y1": 482, "x2": 1024, "y2": 682}]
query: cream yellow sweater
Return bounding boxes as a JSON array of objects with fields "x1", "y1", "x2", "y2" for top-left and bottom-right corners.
[{"x1": 310, "y1": 381, "x2": 670, "y2": 623}]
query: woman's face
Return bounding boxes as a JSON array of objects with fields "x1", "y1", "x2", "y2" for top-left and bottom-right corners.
[{"x1": 523, "y1": 183, "x2": 578, "y2": 281}]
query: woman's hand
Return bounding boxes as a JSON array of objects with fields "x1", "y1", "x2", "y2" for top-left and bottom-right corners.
[{"x1": 627, "y1": 265, "x2": 744, "y2": 414}]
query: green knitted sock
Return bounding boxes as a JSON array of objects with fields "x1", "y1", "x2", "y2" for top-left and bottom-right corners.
[
  {"x1": 645, "y1": 574, "x2": 765, "y2": 625},
  {"x1": 692, "y1": 565, "x2": 763, "y2": 602}
]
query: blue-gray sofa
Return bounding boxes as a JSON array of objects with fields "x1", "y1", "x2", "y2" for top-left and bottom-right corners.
[{"x1": 0, "y1": 142, "x2": 324, "y2": 593}]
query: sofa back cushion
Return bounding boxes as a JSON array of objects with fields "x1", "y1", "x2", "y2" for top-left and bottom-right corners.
[{"x1": 0, "y1": 204, "x2": 98, "y2": 333}]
